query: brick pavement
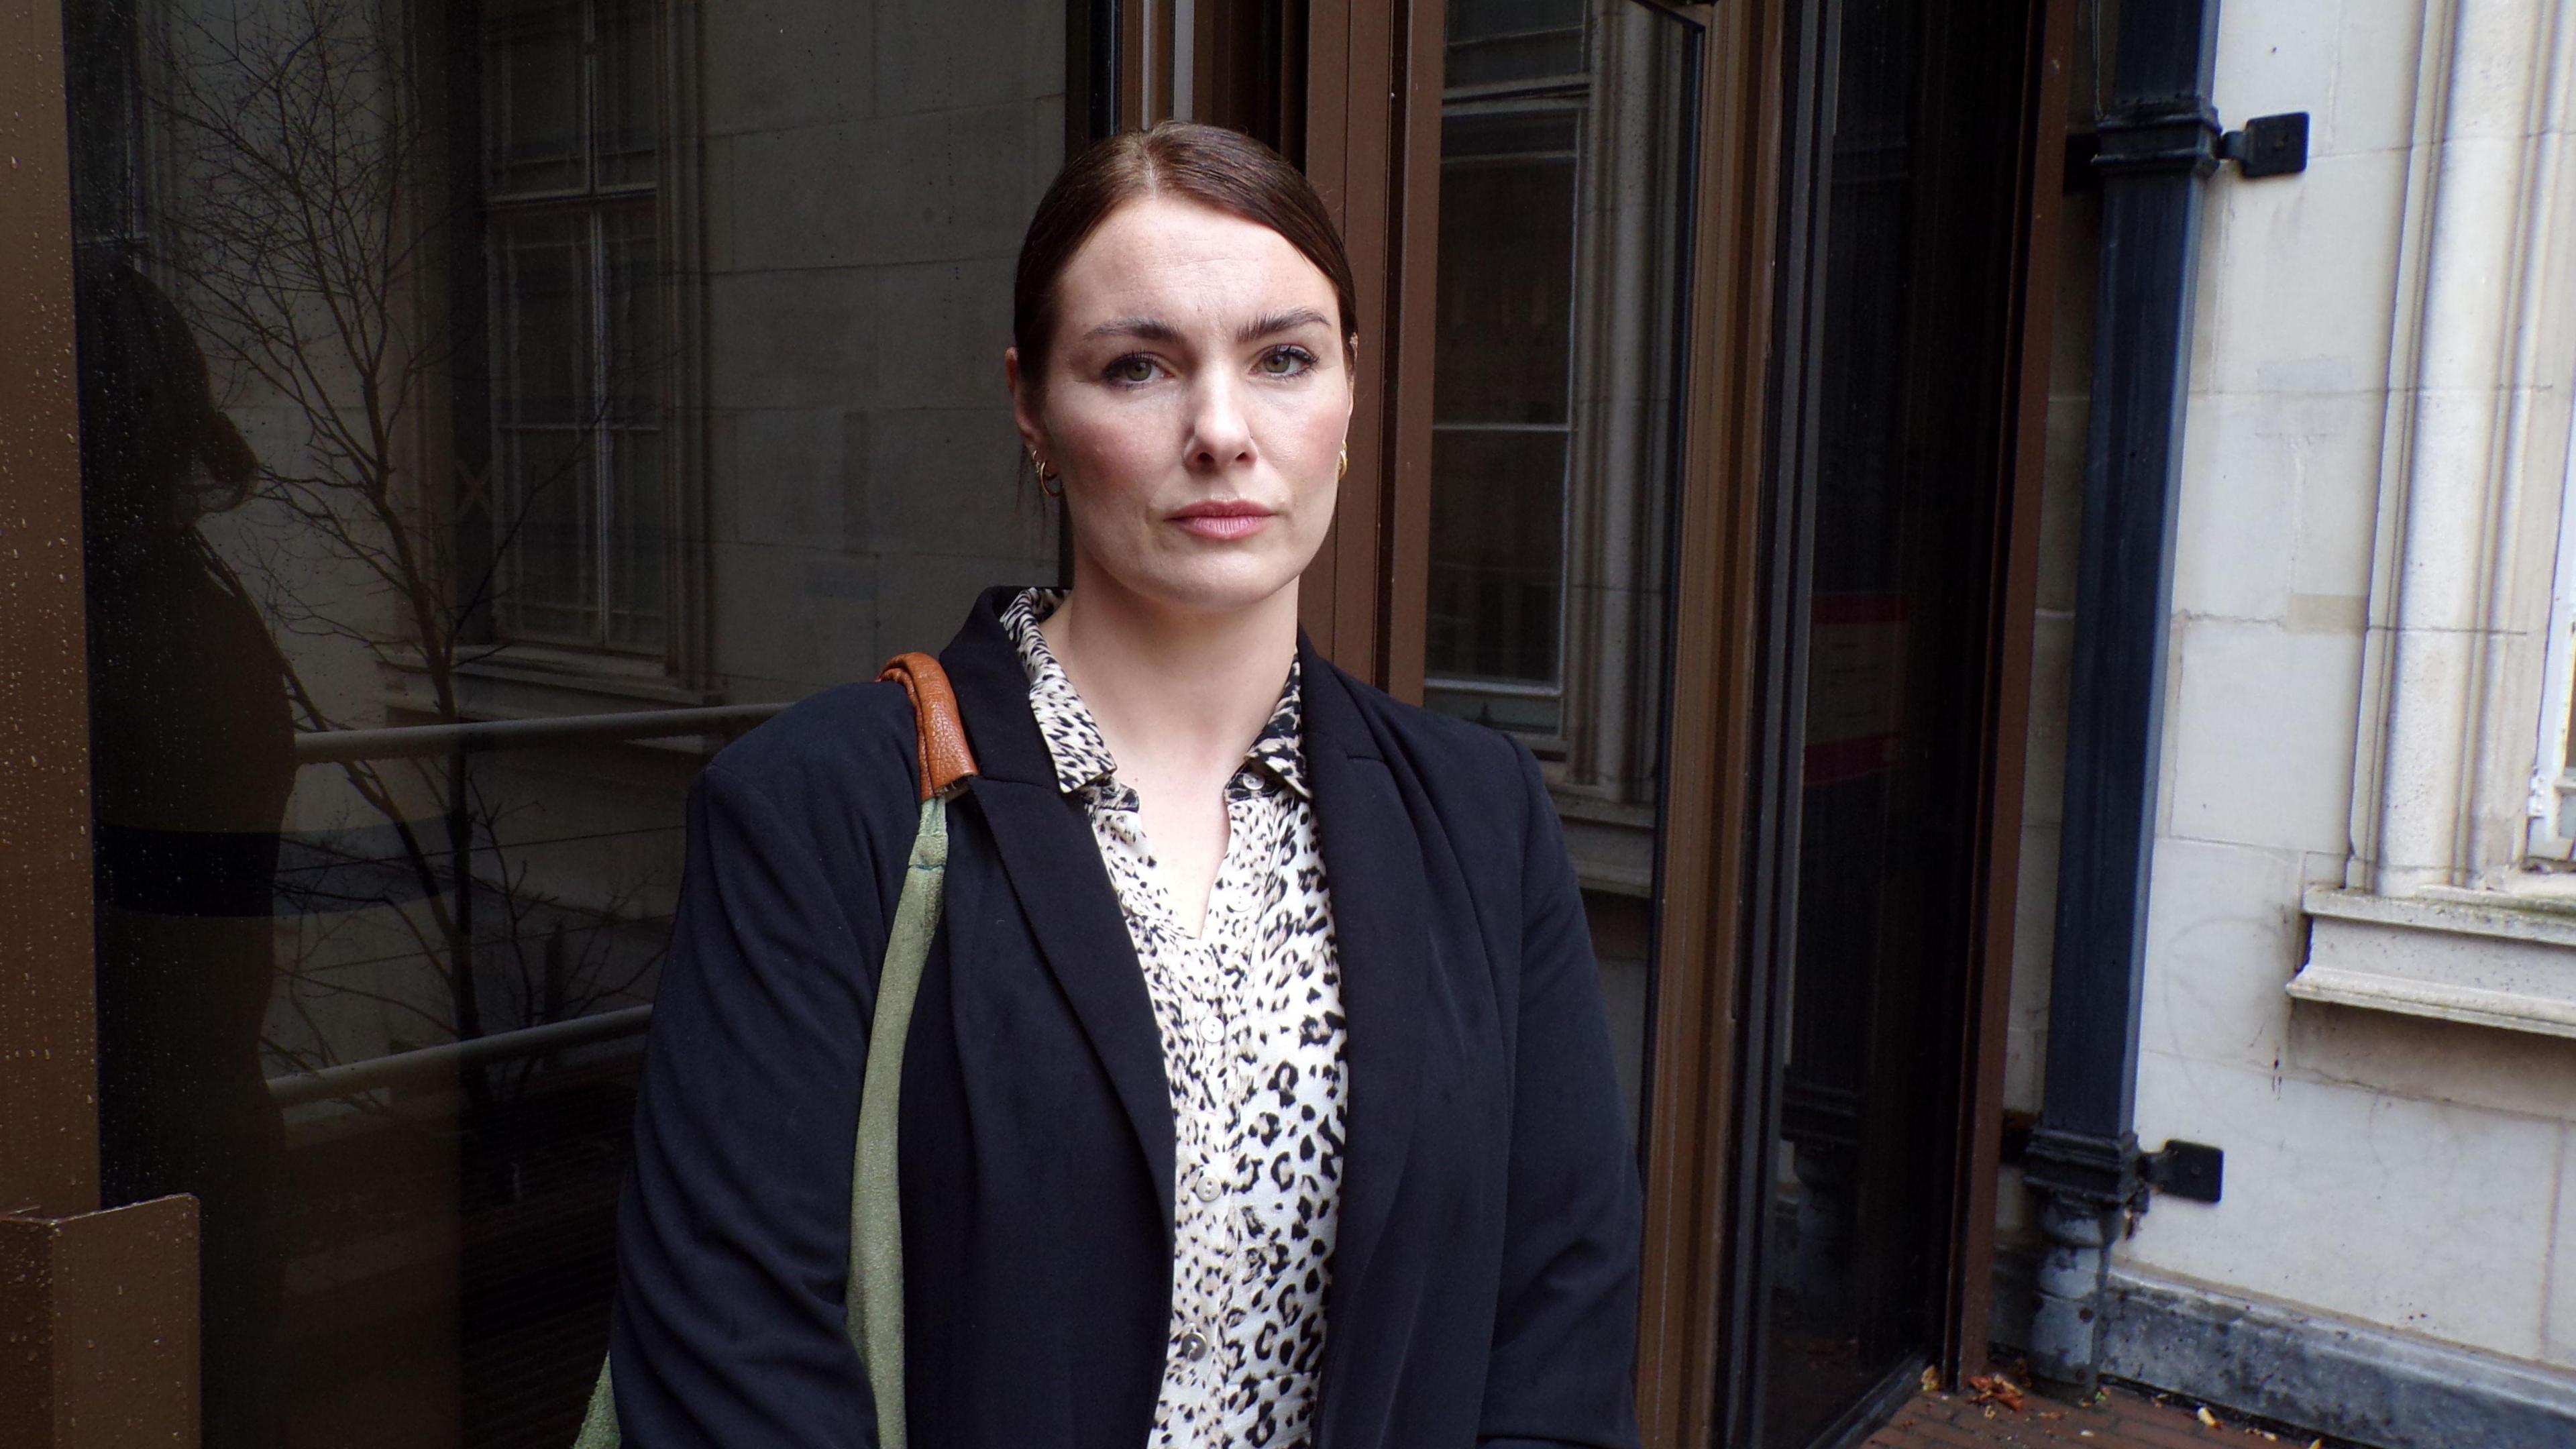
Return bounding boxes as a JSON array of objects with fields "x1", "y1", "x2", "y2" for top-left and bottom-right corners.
[{"x1": 1864, "y1": 1373, "x2": 2355, "y2": 1449}]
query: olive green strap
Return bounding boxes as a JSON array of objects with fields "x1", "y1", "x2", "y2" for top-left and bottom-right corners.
[
  {"x1": 572, "y1": 792, "x2": 949, "y2": 1448},
  {"x1": 848, "y1": 792, "x2": 947, "y2": 1449},
  {"x1": 570, "y1": 1360, "x2": 619, "y2": 1449}
]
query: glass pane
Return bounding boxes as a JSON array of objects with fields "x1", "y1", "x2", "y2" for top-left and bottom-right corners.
[
  {"x1": 1446, "y1": 0, "x2": 1589, "y2": 89},
  {"x1": 597, "y1": 0, "x2": 659, "y2": 190},
  {"x1": 66, "y1": 0, "x2": 1068, "y2": 1436},
  {"x1": 1756, "y1": 0, "x2": 2002, "y2": 1438},
  {"x1": 608, "y1": 428, "x2": 667, "y2": 650},
  {"x1": 602, "y1": 201, "x2": 659, "y2": 424},
  {"x1": 1427, "y1": 427, "x2": 1568, "y2": 694},
  {"x1": 494, "y1": 211, "x2": 590, "y2": 428},
  {"x1": 1425, "y1": 0, "x2": 1698, "y2": 1140},
  {"x1": 502, "y1": 426, "x2": 598, "y2": 639},
  {"x1": 488, "y1": 1, "x2": 586, "y2": 197}
]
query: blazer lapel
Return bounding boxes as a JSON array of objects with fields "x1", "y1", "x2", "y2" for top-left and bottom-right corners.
[
  {"x1": 1299, "y1": 644, "x2": 1431, "y2": 1303},
  {"x1": 941, "y1": 590, "x2": 1177, "y2": 1235}
]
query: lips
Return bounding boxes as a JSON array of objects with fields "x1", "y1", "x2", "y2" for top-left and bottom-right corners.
[{"x1": 1169, "y1": 500, "x2": 1275, "y2": 541}]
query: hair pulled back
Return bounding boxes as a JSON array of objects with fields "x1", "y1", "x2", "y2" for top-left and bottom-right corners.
[{"x1": 1013, "y1": 122, "x2": 1360, "y2": 391}]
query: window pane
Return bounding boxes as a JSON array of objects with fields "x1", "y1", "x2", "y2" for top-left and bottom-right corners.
[
  {"x1": 487, "y1": 1, "x2": 585, "y2": 197},
  {"x1": 1446, "y1": 0, "x2": 1588, "y2": 88},
  {"x1": 1426, "y1": 113, "x2": 1580, "y2": 698},
  {"x1": 1425, "y1": 0, "x2": 1697, "y2": 1147},
  {"x1": 68, "y1": 0, "x2": 1055, "y2": 1431},
  {"x1": 501, "y1": 426, "x2": 598, "y2": 638},
  {"x1": 602, "y1": 201, "x2": 660, "y2": 424},
  {"x1": 494, "y1": 212, "x2": 591, "y2": 428},
  {"x1": 597, "y1": 0, "x2": 659, "y2": 191},
  {"x1": 607, "y1": 428, "x2": 667, "y2": 650},
  {"x1": 1428, "y1": 427, "x2": 1568, "y2": 692},
  {"x1": 1432, "y1": 117, "x2": 1576, "y2": 425}
]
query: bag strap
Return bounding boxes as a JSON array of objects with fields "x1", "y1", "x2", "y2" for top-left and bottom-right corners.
[
  {"x1": 845, "y1": 651, "x2": 977, "y2": 1449},
  {"x1": 878, "y1": 651, "x2": 978, "y2": 800},
  {"x1": 570, "y1": 655, "x2": 975, "y2": 1449}
]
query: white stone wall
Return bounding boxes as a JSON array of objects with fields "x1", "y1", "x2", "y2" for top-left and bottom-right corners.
[{"x1": 2010, "y1": 0, "x2": 2576, "y2": 1372}]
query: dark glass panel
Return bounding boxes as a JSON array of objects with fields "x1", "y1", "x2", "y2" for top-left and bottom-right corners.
[
  {"x1": 1427, "y1": 427, "x2": 1568, "y2": 691},
  {"x1": 64, "y1": 0, "x2": 1067, "y2": 1439},
  {"x1": 596, "y1": 0, "x2": 658, "y2": 191},
  {"x1": 1748, "y1": 0, "x2": 2026, "y2": 1438},
  {"x1": 494, "y1": 211, "x2": 590, "y2": 428},
  {"x1": 1444, "y1": 0, "x2": 1587, "y2": 88},
  {"x1": 488, "y1": 1, "x2": 585, "y2": 197},
  {"x1": 1425, "y1": 0, "x2": 1697, "y2": 1146}
]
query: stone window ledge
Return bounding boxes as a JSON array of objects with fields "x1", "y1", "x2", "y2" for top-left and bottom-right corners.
[{"x1": 2292, "y1": 886, "x2": 2576, "y2": 1039}]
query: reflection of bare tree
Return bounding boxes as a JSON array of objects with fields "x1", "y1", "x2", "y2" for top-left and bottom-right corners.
[{"x1": 150, "y1": 0, "x2": 658, "y2": 1095}]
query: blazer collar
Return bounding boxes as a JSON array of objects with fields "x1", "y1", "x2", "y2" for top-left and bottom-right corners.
[
  {"x1": 941, "y1": 588, "x2": 1179, "y2": 1233},
  {"x1": 1293, "y1": 635, "x2": 1432, "y2": 1309}
]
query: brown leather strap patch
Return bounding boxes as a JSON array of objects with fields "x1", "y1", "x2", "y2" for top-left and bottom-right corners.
[{"x1": 879, "y1": 651, "x2": 979, "y2": 801}]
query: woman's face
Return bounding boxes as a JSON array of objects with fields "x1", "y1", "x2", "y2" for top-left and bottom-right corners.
[{"x1": 1010, "y1": 195, "x2": 1354, "y2": 618}]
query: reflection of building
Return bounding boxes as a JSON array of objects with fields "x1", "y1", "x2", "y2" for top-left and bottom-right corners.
[{"x1": 11, "y1": 1, "x2": 2576, "y2": 1448}]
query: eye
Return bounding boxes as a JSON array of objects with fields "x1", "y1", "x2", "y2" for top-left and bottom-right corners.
[
  {"x1": 1257, "y1": 345, "x2": 1318, "y2": 378},
  {"x1": 1104, "y1": 355, "x2": 1161, "y2": 386}
]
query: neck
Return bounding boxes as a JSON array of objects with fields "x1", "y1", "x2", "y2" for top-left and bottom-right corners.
[{"x1": 1038, "y1": 565, "x2": 1301, "y2": 775}]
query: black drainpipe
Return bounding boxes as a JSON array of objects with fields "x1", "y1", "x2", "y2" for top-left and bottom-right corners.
[{"x1": 2022, "y1": 0, "x2": 2222, "y2": 1393}]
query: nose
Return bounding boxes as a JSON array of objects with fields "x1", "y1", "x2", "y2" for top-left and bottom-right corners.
[{"x1": 1183, "y1": 374, "x2": 1256, "y2": 474}]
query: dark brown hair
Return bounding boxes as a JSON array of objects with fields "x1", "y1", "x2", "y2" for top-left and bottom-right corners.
[{"x1": 1013, "y1": 122, "x2": 1360, "y2": 390}]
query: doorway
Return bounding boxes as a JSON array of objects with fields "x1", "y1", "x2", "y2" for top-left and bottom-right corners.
[{"x1": 1727, "y1": 0, "x2": 2059, "y2": 1444}]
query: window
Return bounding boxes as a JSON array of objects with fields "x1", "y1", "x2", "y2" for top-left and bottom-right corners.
[
  {"x1": 484, "y1": 0, "x2": 667, "y2": 654},
  {"x1": 1424, "y1": 106, "x2": 1580, "y2": 737},
  {"x1": 2526, "y1": 426, "x2": 2576, "y2": 864},
  {"x1": 2296, "y1": 0, "x2": 2576, "y2": 1033}
]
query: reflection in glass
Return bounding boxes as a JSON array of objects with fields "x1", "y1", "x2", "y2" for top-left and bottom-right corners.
[
  {"x1": 1425, "y1": 0, "x2": 1697, "y2": 1139},
  {"x1": 66, "y1": 0, "x2": 1065, "y2": 1440},
  {"x1": 1756, "y1": 0, "x2": 2000, "y2": 1439}
]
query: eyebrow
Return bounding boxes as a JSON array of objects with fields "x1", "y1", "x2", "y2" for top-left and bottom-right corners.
[{"x1": 1082, "y1": 308, "x2": 1336, "y2": 345}]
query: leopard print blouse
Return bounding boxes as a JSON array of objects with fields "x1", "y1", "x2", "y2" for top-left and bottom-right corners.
[{"x1": 1003, "y1": 588, "x2": 1347, "y2": 1449}]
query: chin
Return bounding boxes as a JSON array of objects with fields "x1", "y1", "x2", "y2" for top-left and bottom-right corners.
[{"x1": 1117, "y1": 553, "x2": 1306, "y2": 618}]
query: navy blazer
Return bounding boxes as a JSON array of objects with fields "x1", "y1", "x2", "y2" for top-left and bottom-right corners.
[{"x1": 608, "y1": 587, "x2": 1643, "y2": 1448}]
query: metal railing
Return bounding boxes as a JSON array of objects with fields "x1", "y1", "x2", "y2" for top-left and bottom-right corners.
[
  {"x1": 268, "y1": 699, "x2": 794, "y2": 1104},
  {"x1": 292, "y1": 700, "x2": 792, "y2": 762},
  {"x1": 267, "y1": 1004, "x2": 655, "y2": 1106}
]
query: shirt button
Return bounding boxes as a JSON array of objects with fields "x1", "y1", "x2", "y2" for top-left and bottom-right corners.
[
  {"x1": 1195, "y1": 1175, "x2": 1222, "y2": 1201},
  {"x1": 1197, "y1": 1014, "x2": 1226, "y2": 1043},
  {"x1": 1180, "y1": 1331, "x2": 1211, "y2": 1362}
]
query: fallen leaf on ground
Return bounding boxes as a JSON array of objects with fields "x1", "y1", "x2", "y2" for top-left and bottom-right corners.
[
  {"x1": 1967, "y1": 1373, "x2": 2028, "y2": 1412},
  {"x1": 1922, "y1": 1366, "x2": 1941, "y2": 1393},
  {"x1": 2197, "y1": 1407, "x2": 2222, "y2": 1430}
]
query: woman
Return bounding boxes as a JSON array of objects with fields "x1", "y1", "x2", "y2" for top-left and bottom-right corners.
[{"x1": 609, "y1": 122, "x2": 1641, "y2": 1449}]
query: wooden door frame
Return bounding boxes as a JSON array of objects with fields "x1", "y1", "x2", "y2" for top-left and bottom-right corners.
[
  {"x1": 1286, "y1": 0, "x2": 2070, "y2": 1442},
  {"x1": 1290, "y1": 0, "x2": 1796, "y2": 1442},
  {"x1": 1943, "y1": 0, "x2": 2074, "y2": 1381},
  {"x1": 0, "y1": 0, "x2": 202, "y2": 1442}
]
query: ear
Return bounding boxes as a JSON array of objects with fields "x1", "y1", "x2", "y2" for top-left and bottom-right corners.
[{"x1": 1005, "y1": 347, "x2": 1049, "y2": 459}]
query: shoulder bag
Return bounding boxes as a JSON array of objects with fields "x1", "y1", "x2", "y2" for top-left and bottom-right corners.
[{"x1": 571, "y1": 651, "x2": 979, "y2": 1449}]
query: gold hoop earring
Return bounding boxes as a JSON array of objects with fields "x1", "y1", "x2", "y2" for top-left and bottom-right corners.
[
  {"x1": 1030, "y1": 447, "x2": 1063, "y2": 498},
  {"x1": 1336, "y1": 440, "x2": 1350, "y2": 482}
]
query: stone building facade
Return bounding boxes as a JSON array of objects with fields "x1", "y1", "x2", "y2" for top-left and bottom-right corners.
[{"x1": 1999, "y1": 1, "x2": 2576, "y2": 1441}]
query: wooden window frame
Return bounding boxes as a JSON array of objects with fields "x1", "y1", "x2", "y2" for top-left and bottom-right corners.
[
  {"x1": 1281, "y1": 0, "x2": 2069, "y2": 1443},
  {"x1": 1293, "y1": 1, "x2": 1796, "y2": 1442}
]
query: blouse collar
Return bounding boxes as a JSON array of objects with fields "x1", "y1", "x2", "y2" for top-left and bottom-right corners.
[{"x1": 1001, "y1": 586, "x2": 1310, "y2": 802}]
